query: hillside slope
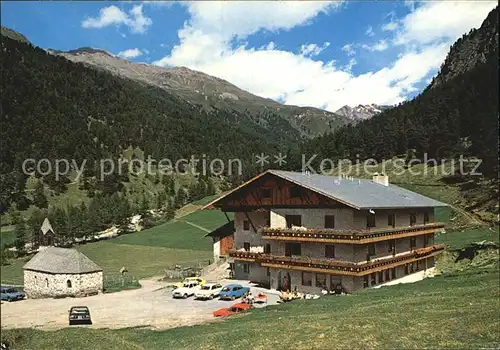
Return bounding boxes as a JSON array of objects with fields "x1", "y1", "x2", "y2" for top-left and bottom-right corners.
[
  {"x1": 0, "y1": 26, "x2": 30, "y2": 44},
  {"x1": 304, "y1": 7, "x2": 498, "y2": 174},
  {"x1": 302, "y1": 6, "x2": 499, "y2": 222},
  {"x1": 2, "y1": 249, "x2": 498, "y2": 348},
  {"x1": 49, "y1": 47, "x2": 350, "y2": 137},
  {"x1": 0, "y1": 34, "x2": 298, "y2": 212},
  {"x1": 429, "y1": 7, "x2": 499, "y2": 88}
]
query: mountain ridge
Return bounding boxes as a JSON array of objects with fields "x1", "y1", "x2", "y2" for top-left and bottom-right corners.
[
  {"x1": 334, "y1": 104, "x2": 392, "y2": 121},
  {"x1": 429, "y1": 6, "x2": 499, "y2": 89},
  {"x1": 48, "y1": 47, "x2": 351, "y2": 138},
  {"x1": 0, "y1": 26, "x2": 30, "y2": 44}
]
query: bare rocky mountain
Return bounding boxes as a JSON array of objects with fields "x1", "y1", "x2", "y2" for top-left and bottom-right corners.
[
  {"x1": 429, "y1": 6, "x2": 498, "y2": 89},
  {"x1": 47, "y1": 48, "x2": 350, "y2": 138},
  {"x1": 334, "y1": 104, "x2": 392, "y2": 121}
]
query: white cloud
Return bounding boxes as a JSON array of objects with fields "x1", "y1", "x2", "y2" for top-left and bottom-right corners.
[
  {"x1": 142, "y1": 1, "x2": 174, "y2": 7},
  {"x1": 341, "y1": 43, "x2": 356, "y2": 57},
  {"x1": 82, "y1": 6, "x2": 128, "y2": 29},
  {"x1": 382, "y1": 21, "x2": 398, "y2": 32},
  {"x1": 342, "y1": 58, "x2": 357, "y2": 72},
  {"x1": 300, "y1": 42, "x2": 330, "y2": 57},
  {"x1": 365, "y1": 26, "x2": 374, "y2": 36},
  {"x1": 151, "y1": 1, "x2": 496, "y2": 112},
  {"x1": 390, "y1": 1, "x2": 497, "y2": 46},
  {"x1": 181, "y1": 1, "x2": 342, "y2": 40},
  {"x1": 118, "y1": 48, "x2": 143, "y2": 59},
  {"x1": 361, "y1": 39, "x2": 389, "y2": 52},
  {"x1": 82, "y1": 5, "x2": 152, "y2": 34}
]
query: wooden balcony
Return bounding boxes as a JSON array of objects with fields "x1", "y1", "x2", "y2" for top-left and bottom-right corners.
[
  {"x1": 229, "y1": 244, "x2": 445, "y2": 276},
  {"x1": 260, "y1": 223, "x2": 444, "y2": 244}
]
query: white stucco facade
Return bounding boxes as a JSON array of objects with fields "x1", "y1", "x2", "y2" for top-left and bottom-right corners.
[{"x1": 232, "y1": 206, "x2": 439, "y2": 294}]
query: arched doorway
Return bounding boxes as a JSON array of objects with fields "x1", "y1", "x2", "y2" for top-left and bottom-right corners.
[{"x1": 277, "y1": 271, "x2": 291, "y2": 291}]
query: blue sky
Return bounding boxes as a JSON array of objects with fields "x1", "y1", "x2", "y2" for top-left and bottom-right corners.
[{"x1": 1, "y1": 1, "x2": 496, "y2": 112}]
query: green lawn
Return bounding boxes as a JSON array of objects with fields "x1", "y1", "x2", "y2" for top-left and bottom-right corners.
[
  {"x1": 2, "y1": 264, "x2": 498, "y2": 349},
  {"x1": 1, "y1": 225, "x2": 16, "y2": 248},
  {"x1": 0, "y1": 258, "x2": 26, "y2": 285},
  {"x1": 436, "y1": 227, "x2": 499, "y2": 250},
  {"x1": 115, "y1": 209, "x2": 231, "y2": 251},
  {"x1": 0, "y1": 241, "x2": 212, "y2": 286},
  {"x1": 192, "y1": 194, "x2": 221, "y2": 206},
  {"x1": 1, "y1": 197, "x2": 230, "y2": 285},
  {"x1": 78, "y1": 241, "x2": 212, "y2": 277}
]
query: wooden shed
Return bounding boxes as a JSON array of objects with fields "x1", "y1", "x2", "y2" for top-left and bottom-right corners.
[{"x1": 206, "y1": 220, "x2": 235, "y2": 260}]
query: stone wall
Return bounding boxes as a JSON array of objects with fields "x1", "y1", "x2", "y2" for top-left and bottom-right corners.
[{"x1": 24, "y1": 270, "x2": 103, "y2": 299}]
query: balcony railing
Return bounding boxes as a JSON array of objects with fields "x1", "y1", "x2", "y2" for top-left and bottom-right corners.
[
  {"x1": 260, "y1": 222, "x2": 444, "y2": 244},
  {"x1": 229, "y1": 244, "x2": 445, "y2": 276}
]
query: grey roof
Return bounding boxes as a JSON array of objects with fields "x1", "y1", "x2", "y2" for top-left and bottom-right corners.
[
  {"x1": 269, "y1": 170, "x2": 448, "y2": 209},
  {"x1": 23, "y1": 247, "x2": 102, "y2": 274}
]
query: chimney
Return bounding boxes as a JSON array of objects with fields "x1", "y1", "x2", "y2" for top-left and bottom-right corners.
[{"x1": 372, "y1": 172, "x2": 389, "y2": 186}]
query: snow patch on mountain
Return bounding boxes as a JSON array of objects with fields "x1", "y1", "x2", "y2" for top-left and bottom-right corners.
[{"x1": 334, "y1": 104, "x2": 391, "y2": 121}]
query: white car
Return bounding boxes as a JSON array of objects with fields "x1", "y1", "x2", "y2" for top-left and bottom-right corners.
[
  {"x1": 194, "y1": 283, "x2": 223, "y2": 300},
  {"x1": 172, "y1": 281, "x2": 200, "y2": 299}
]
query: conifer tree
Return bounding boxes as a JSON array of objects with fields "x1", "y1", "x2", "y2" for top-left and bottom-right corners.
[
  {"x1": 32, "y1": 180, "x2": 48, "y2": 209},
  {"x1": 13, "y1": 213, "x2": 27, "y2": 255},
  {"x1": 28, "y1": 207, "x2": 46, "y2": 248}
]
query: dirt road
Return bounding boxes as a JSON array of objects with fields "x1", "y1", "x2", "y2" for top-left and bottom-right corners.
[{"x1": 0, "y1": 279, "x2": 279, "y2": 330}]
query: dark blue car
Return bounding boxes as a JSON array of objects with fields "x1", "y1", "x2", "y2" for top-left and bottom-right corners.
[
  {"x1": 219, "y1": 284, "x2": 250, "y2": 300},
  {"x1": 0, "y1": 286, "x2": 25, "y2": 302}
]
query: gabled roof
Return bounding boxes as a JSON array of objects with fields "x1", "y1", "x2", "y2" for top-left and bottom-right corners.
[
  {"x1": 40, "y1": 218, "x2": 54, "y2": 235},
  {"x1": 23, "y1": 247, "x2": 103, "y2": 274},
  {"x1": 203, "y1": 169, "x2": 448, "y2": 210}
]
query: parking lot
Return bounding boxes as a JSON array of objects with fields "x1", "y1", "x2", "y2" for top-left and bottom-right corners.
[{"x1": 0, "y1": 279, "x2": 280, "y2": 330}]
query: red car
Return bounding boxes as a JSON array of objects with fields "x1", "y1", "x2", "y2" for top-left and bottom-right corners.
[{"x1": 213, "y1": 303, "x2": 252, "y2": 317}]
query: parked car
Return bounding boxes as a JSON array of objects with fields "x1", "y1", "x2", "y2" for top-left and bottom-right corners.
[
  {"x1": 0, "y1": 286, "x2": 25, "y2": 302},
  {"x1": 194, "y1": 282, "x2": 223, "y2": 300},
  {"x1": 172, "y1": 277, "x2": 206, "y2": 289},
  {"x1": 213, "y1": 303, "x2": 252, "y2": 317},
  {"x1": 68, "y1": 306, "x2": 92, "y2": 325},
  {"x1": 172, "y1": 281, "x2": 200, "y2": 299},
  {"x1": 219, "y1": 284, "x2": 250, "y2": 300}
]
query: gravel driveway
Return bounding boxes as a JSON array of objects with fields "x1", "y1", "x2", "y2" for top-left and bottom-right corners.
[{"x1": 0, "y1": 279, "x2": 280, "y2": 330}]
